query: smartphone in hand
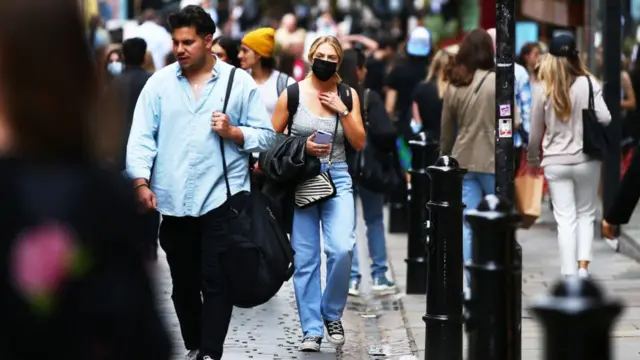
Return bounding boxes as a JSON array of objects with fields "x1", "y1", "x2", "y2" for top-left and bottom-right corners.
[{"x1": 314, "y1": 130, "x2": 333, "y2": 144}]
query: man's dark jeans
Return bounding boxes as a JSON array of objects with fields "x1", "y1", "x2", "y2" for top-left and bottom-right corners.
[{"x1": 159, "y1": 196, "x2": 247, "y2": 360}]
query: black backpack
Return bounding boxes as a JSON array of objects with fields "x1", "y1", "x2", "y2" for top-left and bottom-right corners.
[{"x1": 285, "y1": 82, "x2": 353, "y2": 131}]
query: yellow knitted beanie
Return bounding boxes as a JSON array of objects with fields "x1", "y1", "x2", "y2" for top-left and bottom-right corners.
[{"x1": 242, "y1": 27, "x2": 276, "y2": 58}]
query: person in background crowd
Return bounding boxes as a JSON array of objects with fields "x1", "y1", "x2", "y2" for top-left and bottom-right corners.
[
  {"x1": 126, "y1": 6, "x2": 274, "y2": 360},
  {"x1": 384, "y1": 27, "x2": 431, "y2": 125},
  {"x1": 212, "y1": 36, "x2": 240, "y2": 67},
  {"x1": 339, "y1": 49, "x2": 397, "y2": 297},
  {"x1": 105, "y1": 48, "x2": 124, "y2": 79},
  {"x1": 528, "y1": 34, "x2": 611, "y2": 278},
  {"x1": 519, "y1": 42, "x2": 541, "y2": 82},
  {"x1": 104, "y1": 37, "x2": 159, "y2": 260},
  {"x1": 239, "y1": 28, "x2": 295, "y2": 118},
  {"x1": 129, "y1": 9, "x2": 172, "y2": 70},
  {"x1": 488, "y1": 28, "x2": 531, "y2": 173},
  {"x1": 440, "y1": 29, "x2": 499, "y2": 287},
  {"x1": 602, "y1": 141, "x2": 640, "y2": 238},
  {"x1": 363, "y1": 35, "x2": 397, "y2": 99},
  {"x1": 0, "y1": 0, "x2": 171, "y2": 358},
  {"x1": 411, "y1": 44, "x2": 459, "y2": 140},
  {"x1": 270, "y1": 35, "x2": 365, "y2": 353},
  {"x1": 275, "y1": 13, "x2": 306, "y2": 54}
]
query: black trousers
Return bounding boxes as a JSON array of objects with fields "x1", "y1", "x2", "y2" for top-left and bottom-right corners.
[
  {"x1": 159, "y1": 196, "x2": 247, "y2": 360},
  {"x1": 605, "y1": 144, "x2": 640, "y2": 225}
]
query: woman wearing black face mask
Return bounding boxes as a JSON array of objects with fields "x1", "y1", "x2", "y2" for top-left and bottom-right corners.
[{"x1": 270, "y1": 35, "x2": 366, "y2": 352}]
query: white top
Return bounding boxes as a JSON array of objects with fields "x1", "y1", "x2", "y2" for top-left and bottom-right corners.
[
  {"x1": 257, "y1": 70, "x2": 296, "y2": 119},
  {"x1": 127, "y1": 21, "x2": 172, "y2": 70}
]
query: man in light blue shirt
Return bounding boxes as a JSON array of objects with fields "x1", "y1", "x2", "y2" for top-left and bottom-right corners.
[{"x1": 126, "y1": 6, "x2": 274, "y2": 360}]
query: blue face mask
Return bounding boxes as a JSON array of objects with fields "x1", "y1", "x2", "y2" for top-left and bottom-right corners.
[
  {"x1": 410, "y1": 119, "x2": 422, "y2": 134},
  {"x1": 107, "y1": 61, "x2": 123, "y2": 76}
]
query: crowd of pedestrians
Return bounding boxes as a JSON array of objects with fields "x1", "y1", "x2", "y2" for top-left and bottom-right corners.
[{"x1": 2, "y1": 0, "x2": 640, "y2": 359}]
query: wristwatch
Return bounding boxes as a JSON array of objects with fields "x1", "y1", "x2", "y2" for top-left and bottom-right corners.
[{"x1": 339, "y1": 108, "x2": 350, "y2": 118}]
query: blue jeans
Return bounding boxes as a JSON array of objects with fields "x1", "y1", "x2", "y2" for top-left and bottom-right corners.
[
  {"x1": 350, "y1": 185, "x2": 388, "y2": 281},
  {"x1": 291, "y1": 162, "x2": 356, "y2": 338},
  {"x1": 462, "y1": 172, "x2": 496, "y2": 281}
]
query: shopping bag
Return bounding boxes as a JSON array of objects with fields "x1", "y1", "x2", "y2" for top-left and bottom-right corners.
[{"x1": 514, "y1": 152, "x2": 544, "y2": 229}]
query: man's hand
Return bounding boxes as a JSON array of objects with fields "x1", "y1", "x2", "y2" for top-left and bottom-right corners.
[
  {"x1": 136, "y1": 185, "x2": 157, "y2": 212},
  {"x1": 212, "y1": 112, "x2": 235, "y2": 138}
]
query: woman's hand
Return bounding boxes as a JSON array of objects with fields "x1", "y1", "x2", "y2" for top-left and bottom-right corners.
[
  {"x1": 305, "y1": 133, "x2": 331, "y2": 157},
  {"x1": 319, "y1": 91, "x2": 348, "y2": 115}
]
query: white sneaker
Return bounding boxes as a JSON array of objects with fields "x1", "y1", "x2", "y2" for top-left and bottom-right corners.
[
  {"x1": 578, "y1": 268, "x2": 590, "y2": 279},
  {"x1": 203, "y1": 357, "x2": 213, "y2": 360},
  {"x1": 185, "y1": 350, "x2": 199, "y2": 360},
  {"x1": 299, "y1": 336, "x2": 322, "y2": 352}
]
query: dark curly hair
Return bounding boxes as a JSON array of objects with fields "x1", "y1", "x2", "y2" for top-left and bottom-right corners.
[{"x1": 167, "y1": 5, "x2": 216, "y2": 37}]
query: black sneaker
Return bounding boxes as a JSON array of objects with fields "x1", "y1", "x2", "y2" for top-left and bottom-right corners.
[
  {"x1": 299, "y1": 336, "x2": 322, "y2": 352},
  {"x1": 323, "y1": 319, "x2": 345, "y2": 345}
]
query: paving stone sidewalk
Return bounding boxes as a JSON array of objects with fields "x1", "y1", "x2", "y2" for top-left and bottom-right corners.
[
  {"x1": 153, "y1": 202, "x2": 417, "y2": 360},
  {"x1": 387, "y1": 206, "x2": 640, "y2": 360}
]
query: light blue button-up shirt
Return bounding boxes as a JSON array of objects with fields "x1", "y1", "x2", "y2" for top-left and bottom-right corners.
[
  {"x1": 126, "y1": 59, "x2": 275, "y2": 217},
  {"x1": 514, "y1": 62, "x2": 531, "y2": 148}
]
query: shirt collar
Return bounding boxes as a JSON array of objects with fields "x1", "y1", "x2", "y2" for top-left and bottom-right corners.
[{"x1": 175, "y1": 55, "x2": 221, "y2": 79}]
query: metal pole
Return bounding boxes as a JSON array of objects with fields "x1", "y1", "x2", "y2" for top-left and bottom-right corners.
[
  {"x1": 495, "y1": 0, "x2": 521, "y2": 358},
  {"x1": 423, "y1": 156, "x2": 467, "y2": 360},
  {"x1": 465, "y1": 195, "x2": 521, "y2": 360},
  {"x1": 406, "y1": 134, "x2": 438, "y2": 294},
  {"x1": 530, "y1": 277, "x2": 623, "y2": 360},
  {"x1": 602, "y1": 0, "x2": 622, "y2": 233}
]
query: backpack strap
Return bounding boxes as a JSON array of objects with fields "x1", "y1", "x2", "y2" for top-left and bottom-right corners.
[
  {"x1": 286, "y1": 82, "x2": 299, "y2": 134},
  {"x1": 338, "y1": 82, "x2": 353, "y2": 112},
  {"x1": 276, "y1": 72, "x2": 290, "y2": 96},
  {"x1": 363, "y1": 88, "x2": 371, "y2": 126}
]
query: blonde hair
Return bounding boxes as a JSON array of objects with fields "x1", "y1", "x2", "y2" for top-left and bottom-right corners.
[
  {"x1": 306, "y1": 35, "x2": 343, "y2": 83},
  {"x1": 143, "y1": 51, "x2": 155, "y2": 73},
  {"x1": 426, "y1": 48, "x2": 456, "y2": 98},
  {"x1": 537, "y1": 54, "x2": 591, "y2": 121}
]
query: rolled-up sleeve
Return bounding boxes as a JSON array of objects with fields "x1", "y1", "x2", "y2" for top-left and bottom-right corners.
[
  {"x1": 126, "y1": 85, "x2": 159, "y2": 180},
  {"x1": 237, "y1": 83, "x2": 275, "y2": 153}
]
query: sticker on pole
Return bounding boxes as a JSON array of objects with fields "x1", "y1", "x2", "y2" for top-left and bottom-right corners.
[
  {"x1": 499, "y1": 104, "x2": 511, "y2": 117},
  {"x1": 499, "y1": 118, "x2": 512, "y2": 138}
]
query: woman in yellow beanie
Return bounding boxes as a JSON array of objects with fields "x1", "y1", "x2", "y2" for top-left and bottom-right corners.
[{"x1": 239, "y1": 27, "x2": 295, "y2": 119}]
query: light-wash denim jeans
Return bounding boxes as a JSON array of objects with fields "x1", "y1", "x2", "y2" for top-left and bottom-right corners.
[
  {"x1": 350, "y1": 184, "x2": 388, "y2": 281},
  {"x1": 462, "y1": 172, "x2": 496, "y2": 283},
  {"x1": 291, "y1": 162, "x2": 356, "y2": 338}
]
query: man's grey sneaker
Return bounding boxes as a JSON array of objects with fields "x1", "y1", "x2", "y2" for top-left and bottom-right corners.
[
  {"x1": 185, "y1": 350, "x2": 199, "y2": 360},
  {"x1": 348, "y1": 279, "x2": 360, "y2": 296},
  {"x1": 372, "y1": 275, "x2": 396, "y2": 292},
  {"x1": 324, "y1": 319, "x2": 345, "y2": 345},
  {"x1": 299, "y1": 336, "x2": 322, "y2": 352}
]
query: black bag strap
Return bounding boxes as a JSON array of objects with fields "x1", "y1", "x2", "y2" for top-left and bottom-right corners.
[
  {"x1": 586, "y1": 75, "x2": 595, "y2": 110},
  {"x1": 219, "y1": 67, "x2": 237, "y2": 199},
  {"x1": 286, "y1": 82, "x2": 299, "y2": 134},
  {"x1": 326, "y1": 83, "x2": 350, "y2": 167},
  {"x1": 363, "y1": 88, "x2": 371, "y2": 126}
]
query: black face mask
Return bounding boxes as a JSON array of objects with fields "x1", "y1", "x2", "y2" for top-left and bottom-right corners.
[{"x1": 312, "y1": 58, "x2": 337, "y2": 82}]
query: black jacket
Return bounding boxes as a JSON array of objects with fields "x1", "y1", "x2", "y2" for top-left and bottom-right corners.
[
  {"x1": 259, "y1": 134, "x2": 320, "y2": 233},
  {"x1": 0, "y1": 157, "x2": 171, "y2": 360},
  {"x1": 107, "y1": 66, "x2": 151, "y2": 170}
]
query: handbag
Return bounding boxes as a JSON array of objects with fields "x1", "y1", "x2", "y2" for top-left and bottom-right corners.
[
  {"x1": 293, "y1": 104, "x2": 341, "y2": 209},
  {"x1": 514, "y1": 151, "x2": 543, "y2": 229},
  {"x1": 217, "y1": 67, "x2": 294, "y2": 308},
  {"x1": 582, "y1": 76, "x2": 608, "y2": 159},
  {"x1": 353, "y1": 88, "x2": 403, "y2": 193}
]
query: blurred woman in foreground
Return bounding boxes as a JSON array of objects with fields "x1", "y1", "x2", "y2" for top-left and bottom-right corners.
[{"x1": 0, "y1": 0, "x2": 171, "y2": 359}]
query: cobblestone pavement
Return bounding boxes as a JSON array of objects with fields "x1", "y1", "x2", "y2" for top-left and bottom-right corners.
[
  {"x1": 153, "y1": 201, "x2": 417, "y2": 360},
  {"x1": 389, "y1": 205, "x2": 640, "y2": 360}
]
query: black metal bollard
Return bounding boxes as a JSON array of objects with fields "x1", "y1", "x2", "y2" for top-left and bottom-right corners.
[
  {"x1": 423, "y1": 156, "x2": 467, "y2": 359},
  {"x1": 465, "y1": 195, "x2": 521, "y2": 360},
  {"x1": 531, "y1": 277, "x2": 623, "y2": 360},
  {"x1": 405, "y1": 134, "x2": 439, "y2": 294}
]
